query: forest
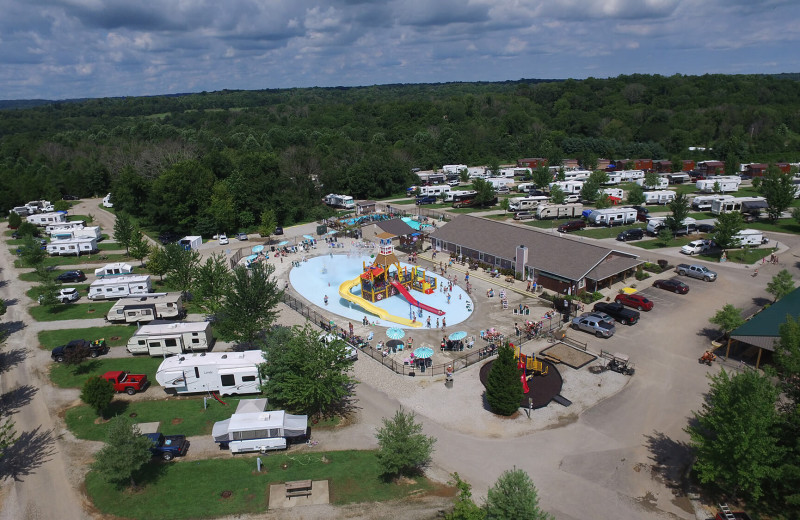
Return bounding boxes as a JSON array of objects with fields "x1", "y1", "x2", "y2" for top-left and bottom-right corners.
[{"x1": 1, "y1": 73, "x2": 800, "y2": 235}]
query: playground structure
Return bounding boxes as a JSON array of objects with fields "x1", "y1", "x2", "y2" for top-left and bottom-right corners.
[{"x1": 513, "y1": 343, "x2": 549, "y2": 394}]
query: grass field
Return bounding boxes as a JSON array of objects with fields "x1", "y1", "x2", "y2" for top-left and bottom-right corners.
[
  {"x1": 697, "y1": 247, "x2": 772, "y2": 264},
  {"x1": 28, "y1": 301, "x2": 114, "y2": 321},
  {"x1": 634, "y1": 236, "x2": 697, "y2": 250},
  {"x1": 15, "y1": 252, "x2": 130, "y2": 268},
  {"x1": 38, "y1": 325, "x2": 135, "y2": 350},
  {"x1": 49, "y1": 356, "x2": 162, "y2": 389},
  {"x1": 574, "y1": 224, "x2": 645, "y2": 239},
  {"x1": 84, "y1": 451, "x2": 441, "y2": 520},
  {"x1": 26, "y1": 284, "x2": 90, "y2": 301}
]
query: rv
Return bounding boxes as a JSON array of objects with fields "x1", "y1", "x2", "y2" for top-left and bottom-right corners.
[
  {"x1": 587, "y1": 207, "x2": 638, "y2": 227},
  {"x1": 667, "y1": 173, "x2": 692, "y2": 184},
  {"x1": 88, "y1": 275, "x2": 152, "y2": 300},
  {"x1": 636, "y1": 177, "x2": 669, "y2": 189},
  {"x1": 444, "y1": 190, "x2": 476, "y2": 202},
  {"x1": 9, "y1": 206, "x2": 31, "y2": 217},
  {"x1": 486, "y1": 177, "x2": 515, "y2": 188},
  {"x1": 696, "y1": 176, "x2": 741, "y2": 193},
  {"x1": 128, "y1": 321, "x2": 213, "y2": 356},
  {"x1": 733, "y1": 229, "x2": 766, "y2": 247},
  {"x1": 323, "y1": 193, "x2": 355, "y2": 209},
  {"x1": 603, "y1": 173, "x2": 624, "y2": 185},
  {"x1": 95, "y1": 262, "x2": 134, "y2": 278},
  {"x1": 212, "y1": 399, "x2": 308, "y2": 453},
  {"x1": 562, "y1": 170, "x2": 592, "y2": 181},
  {"x1": 618, "y1": 170, "x2": 645, "y2": 181},
  {"x1": 711, "y1": 196, "x2": 768, "y2": 216},
  {"x1": 442, "y1": 164, "x2": 468, "y2": 175},
  {"x1": 549, "y1": 180, "x2": 585, "y2": 195},
  {"x1": 46, "y1": 222, "x2": 85, "y2": 235},
  {"x1": 106, "y1": 293, "x2": 184, "y2": 323},
  {"x1": 156, "y1": 351, "x2": 261, "y2": 397},
  {"x1": 536, "y1": 203, "x2": 584, "y2": 220},
  {"x1": 691, "y1": 195, "x2": 735, "y2": 211},
  {"x1": 46, "y1": 237, "x2": 98, "y2": 256},
  {"x1": 51, "y1": 226, "x2": 101, "y2": 241},
  {"x1": 178, "y1": 235, "x2": 202, "y2": 251},
  {"x1": 646, "y1": 217, "x2": 697, "y2": 235},
  {"x1": 27, "y1": 212, "x2": 67, "y2": 227},
  {"x1": 102, "y1": 193, "x2": 113, "y2": 208},
  {"x1": 602, "y1": 188, "x2": 625, "y2": 200},
  {"x1": 419, "y1": 185, "x2": 451, "y2": 197},
  {"x1": 25, "y1": 200, "x2": 54, "y2": 214},
  {"x1": 516, "y1": 183, "x2": 536, "y2": 193},
  {"x1": 643, "y1": 190, "x2": 676, "y2": 205},
  {"x1": 508, "y1": 196, "x2": 549, "y2": 212}
]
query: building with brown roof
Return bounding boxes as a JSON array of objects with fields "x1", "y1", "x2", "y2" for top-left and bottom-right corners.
[{"x1": 428, "y1": 215, "x2": 643, "y2": 294}]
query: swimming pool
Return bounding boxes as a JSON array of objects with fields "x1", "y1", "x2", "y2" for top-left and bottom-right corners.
[
  {"x1": 401, "y1": 217, "x2": 432, "y2": 231},
  {"x1": 289, "y1": 254, "x2": 473, "y2": 329}
]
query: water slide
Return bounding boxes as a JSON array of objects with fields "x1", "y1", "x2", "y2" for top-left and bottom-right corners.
[
  {"x1": 390, "y1": 281, "x2": 446, "y2": 316},
  {"x1": 338, "y1": 277, "x2": 421, "y2": 328}
]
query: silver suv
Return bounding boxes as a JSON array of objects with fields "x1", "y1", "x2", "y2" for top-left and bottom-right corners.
[
  {"x1": 571, "y1": 315, "x2": 615, "y2": 338},
  {"x1": 513, "y1": 211, "x2": 535, "y2": 220}
]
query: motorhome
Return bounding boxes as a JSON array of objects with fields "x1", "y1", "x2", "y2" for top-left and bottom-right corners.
[
  {"x1": 561, "y1": 170, "x2": 592, "y2": 181},
  {"x1": 156, "y1": 351, "x2": 262, "y2": 396},
  {"x1": 691, "y1": 195, "x2": 735, "y2": 211},
  {"x1": 95, "y1": 262, "x2": 134, "y2": 278},
  {"x1": 212, "y1": 399, "x2": 308, "y2": 453},
  {"x1": 636, "y1": 177, "x2": 669, "y2": 189},
  {"x1": 667, "y1": 173, "x2": 692, "y2": 184},
  {"x1": 419, "y1": 185, "x2": 451, "y2": 197},
  {"x1": 46, "y1": 222, "x2": 85, "y2": 235},
  {"x1": 26, "y1": 212, "x2": 67, "y2": 226},
  {"x1": 618, "y1": 170, "x2": 645, "y2": 181},
  {"x1": 602, "y1": 188, "x2": 625, "y2": 200},
  {"x1": 102, "y1": 193, "x2": 113, "y2": 207},
  {"x1": 88, "y1": 275, "x2": 152, "y2": 300},
  {"x1": 508, "y1": 196, "x2": 549, "y2": 212},
  {"x1": 128, "y1": 321, "x2": 213, "y2": 356},
  {"x1": 549, "y1": 180, "x2": 585, "y2": 195},
  {"x1": 46, "y1": 237, "x2": 98, "y2": 256},
  {"x1": 733, "y1": 229, "x2": 766, "y2": 247},
  {"x1": 696, "y1": 176, "x2": 741, "y2": 193},
  {"x1": 587, "y1": 207, "x2": 638, "y2": 227},
  {"x1": 323, "y1": 193, "x2": 355, "y2": 209},
  {"x1": 643, "y1": 190, "x2": 676, "y2": 205},
  {"x1": 646, "y1": 217, "x2": 697, "y2": 235},
  {"x1": 536, "y1": 203, "x2": 584, "y2": 220},
  {"x1": 444, "y1": 190, "x2": 476, "y2": 202},
  {"x1": 178, "y1": 235, "x2": 202, "y2": 251},
  {"x1": 106, "y1": 293, "x2": 184, "y2": 323},
  {"x1": 711, "y1": 196, "x2": 768, "y2": 216},
  {"x1": 51, "y1": 226, "x2": 101, "y2": 241}
]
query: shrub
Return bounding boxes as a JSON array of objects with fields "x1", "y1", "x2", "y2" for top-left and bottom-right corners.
[{"x1": 635, "y1": 271, "x2": 650, "y2": 281}]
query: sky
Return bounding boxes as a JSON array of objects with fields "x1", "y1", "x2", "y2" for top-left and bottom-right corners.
[{"x1": 1, "y1": 0, "x2": 799, "y2": 101}]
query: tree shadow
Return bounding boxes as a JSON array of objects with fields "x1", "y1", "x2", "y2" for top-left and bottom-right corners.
[
  {"x1": 0, "y1": 348, "x2": 28, "y2": 375},
  {"x1": 73, "y1": 360, "x2": 101, "y2": 375},
  {"x1": 644, "y1": 430, "x2": 694, "y2": 496},
  {"x1": 103, "y1": 400, "x2": 130, "y2": 419},
  {"x1": 327, "y1": 381, "x2": 359, "y2": 419},
  {"x1": 0, "y1": 320, "x2": 26, "y2": 337},
  {"x1": 0, "y1": 385, "x2": 38, "y2": 416},
  {"x1": 751, "y1": 296, "x2": 771, "y2": 308},
  {"x1": 0, "y1": 426, "x2": 57, "y2": 482},
  {"x1": 696, "y1": 327, "x2": 722, "y2": 341}
]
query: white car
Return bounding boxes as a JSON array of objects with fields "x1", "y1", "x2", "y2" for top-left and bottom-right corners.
[
  {"x1": 40, "y1": 288, "x2": 80, "y2": 304},
  {"x1": 680, "y1": 239, "x2": 712, "y2": 255},
  {"x1": 448, "y1": 180, "x2": 460, "y2": 186},
  {"x1": 218, "y1": 234, "x2": 229, "y2": 245}
]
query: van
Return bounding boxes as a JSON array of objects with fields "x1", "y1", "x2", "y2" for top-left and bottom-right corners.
[{"x1": 513, "y1": 211, "x2": 535, "y2": 220}]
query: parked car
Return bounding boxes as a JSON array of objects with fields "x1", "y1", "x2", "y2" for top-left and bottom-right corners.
[
  {"x1": 416, "y1": 195, "x2": 438, "y2": 205},
  {"x1": 274, "y1": 226, "x2": 284, "y2": 235},
  {"x1": 592, "y1": 301, "x2": 640, "y2": 325},
  {"x1": 557, "y1": 220, "x2": 586, "y2": 233},
  {"x1": 653, "y1": 279, "x2": 690, "y2": 294},
  {"x1": 448, "y1": 180, "x2": 460, "y2": 186},
  {"x1": 614, "y1": 293, "x2": 654, "y2": 311},
  {"x1": 218, "y1": 234, "x2": 229, "y2": 245},
  {"x1": 55, "y1": 270, "x2": 86, "y2": 283},
  {"x1": 51, "y1": 339, "x2": 108, "y2": 362},
  {"x1": 672, "y1": 223, "x2": 697, "y2": 237},
  {"x1": 101, "y1": 371, "x2": 149, "y2": 395},
  {"x1": 681, "y1": 239, "x2": 712, "y2": 255},
  {"x1": 581, "y1": 311, "x2": 615, "y2": 324},
  {"x1": 56, "y1": 288, "x2": 80, "y2": 303},
  {"x1": 616, "y1": 228, "x2": 644, "y2": 241},
  {"x1": 143, "y1": 433, "x2": 189, "y2": 461},
  {"x1": 697, "y1": 223, "x2": 716, "y2": 233},
  {"x1": 495, "y1": 186, "x2": 510, "y2": 194},
  {"x1": 571, "y1": 316, "x2": 616, "y2": 338},
  {"x1": 236, "y1": 233, "x2": 249, "y2": 241},
  {"x1": 513, "y1": 211, "x2": 535, "y2": 221}
]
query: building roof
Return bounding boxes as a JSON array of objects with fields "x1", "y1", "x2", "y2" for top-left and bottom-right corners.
[
  {"x1": 357, "y1": 200, "x2": 376, "y2": 207},
  {"x1": 730, "y1": 287, "x2": 800, "y2": 351},
  {"x1": 429, "y1": 215, "x2": 641, "y2": 282},
  {"x1": 377, "y1": 219, "x2": 417, "y2": 237}
]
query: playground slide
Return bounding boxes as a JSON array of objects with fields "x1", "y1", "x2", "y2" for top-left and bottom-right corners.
[
  {"x1": 389, "y1": 281, "x2": 446, "y2": 316},
  {"x1": 338, "y1": 277, "x2": 421, "y2": 328}
]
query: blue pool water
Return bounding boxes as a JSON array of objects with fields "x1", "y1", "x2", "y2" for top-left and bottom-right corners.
[
  {"x1": 289, "y1": 254, "x2": 473, "y2": 329},
  {"x1": 401, "y1": 217, "x2": 432, "y2": 231}
]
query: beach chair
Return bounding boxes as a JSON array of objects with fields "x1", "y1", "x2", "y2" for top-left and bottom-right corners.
[{"x1": 367, "y1": 331, "x2": 374, "y2": 341}]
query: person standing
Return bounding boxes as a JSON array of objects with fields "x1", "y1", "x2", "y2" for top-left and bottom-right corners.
[
  {"x1": 426, "y1": 316, "x2": 431, "y2": 328},
  {"x1": 442, "y1": 317, "x2": 447, "y2": 330}
]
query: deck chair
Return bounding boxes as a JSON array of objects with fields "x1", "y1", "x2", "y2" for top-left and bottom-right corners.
[{"x1": 367, "y1": 331, "x2": 374, "y2": 341}]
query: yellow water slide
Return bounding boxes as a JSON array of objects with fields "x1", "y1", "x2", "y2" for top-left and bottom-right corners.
[{"x1": 338, "y1": 277, "x2": 421, "y2": 328}]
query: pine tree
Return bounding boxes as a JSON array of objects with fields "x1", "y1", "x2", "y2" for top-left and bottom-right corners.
[{"x1": 485, "y1": 344, "x2": 522, "y2": 416}]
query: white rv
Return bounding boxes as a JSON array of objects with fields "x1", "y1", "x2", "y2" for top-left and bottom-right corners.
[
  {"x1": 178, "y1": 236, "x2": 202, "y2": 251},
  {"x1": 643, "y1": 190, "x2": 676, "y2": 205},
  {"x1": 508, "y1": 196, "x2": 549, "y2": 212},
  {"x1": 603, "y1": 172, "x2": 624, "y2": 185},
  {"x1": 51, "y1": 226, "x2": 101, "y2": 241},
  {"x1": 106, "y1": 293, "x2": 184, "y2": 323},
  {"x1": 156, "y1": 351, "x2": 262, "y2": 396},
  {"x1": 516, "y1": 183, "x2": 536, "y2": 193},
  {"x1": 602, "y1": 188, "x2": 625, "y2": 200},
  {"x1": 212, "y1": 399, "x2": 308, "y2": 453},
  {"x1": 587, "y1": 207, "x2": 638, "y2": 227},
  {"x1": 486, "y1": 177, "x2": 515, "y2": 188},
  {"x1": 536, "y1": 203, "x2": 584, "y2": 220},
  {"x1": 46, "y1": 222, "x2": 85, "y2": 235},
  {"x1": 444, "y1": 190, "x2": 476, "y2": 202},
  {"x1": 323, "y1": 194, "x2": 355, "y2": 209},
  {"x1": 95, "y1": 262, "x2": 133, "y2": 278},
  {"x1": 561, "y1": 170, "x2": 592, "y2": 181},
  {"x1": 733, "y1": 229, "x2": 766, "y2": 247},
  {"x1": 646, "y1": 217, "x2": 696, "y2": 235},
  {"x1": 549, "y1": 180, "x2": 585, "y2": 195},
  {"x1": 88, "y1": 275, "x2": 152, "y2": 300},
  {"x1": 691, "y1": 194, "x2": 735, "y2": 211},
  {"x1": 696, "y1": 177, "x2": 741, "y2": 193},
  {"x1": 419, "y1": 185, "x2": 451, "y2": 197},
  {"x1": 711, "y1": 196, "x2": 768, "y2": 216},
  {"x1": 27, "y1": 212, "x2": 67, "y2": 227},
  {"x1": 102, "y1": 193, "x2": 113, "y2": 208},
  {"x1": 25, "y1": 200, "x2": 54, "y2": 214},
  {"x1": 46, "y1": 237, "x2": 98, "y2": 256},
  {"x1": 128, "y1": 321, "x2": 213, "y2": 356},
  {"x1": 636, "y1": 177, "x2": 669, "y2": 189},
  {"x1": 618, "y1": 170, "x2": 645, "y2": 181},
  {"x1": 442, "y1": 164, "x2": 468, "y2": 175}
]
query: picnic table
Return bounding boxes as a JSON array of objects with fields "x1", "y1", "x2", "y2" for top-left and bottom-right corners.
[{"x1": 285, "y1": 479, "x2": 313, "y2": 498}]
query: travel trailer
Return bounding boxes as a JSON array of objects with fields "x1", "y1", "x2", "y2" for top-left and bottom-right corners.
[
  {"x1": 444, "y1": 190, "x2": 476, "y2": 202},
  {"x1": 178, "y1": 236, "x2": 202, "y2": 251},
  {"x1": 25, "y1": 200, "x2": 54, "y2": 214},
  {"x1": 88, "y1": 275, "x2": 152, "y2": 300},
  {"x1": 95, "y1": 262, "x2": 134, "y2": 278},
  {"x1": 27, "y1": 212, "x2": 67, "y2": 227},
  {"x1": 46, "y1": 237, "x2": 98, "y2": 256},
  {"x1": 711, "y1": 197, "x2": 768, "y2": 216},
  {"x1": 643, "y1": 190, "x2": 676, "y2": 205},
  {"x1": 646, "y1": 217, "x2": 697, "y2": 235},
  {"x1": 733, "y1": 229, "x2": 766, "y2": 247},
  {"x1": 618, "y1": 170, "x2": 645, "y2": 181},
  {"x1": 212, "y1": 399, "x2": 308, "y2": 453},
  {"x1": 106, "y1": 293, "x2": 184, "y2": 323},
  {"x1": 696, "y1": 176, "x2": 741, "y2": 193},
  {"x1": 128, "y1": 321, "x2": 213, "y2": 356},
  {"x1": 508, "y1": 196, "x2": 549, "y2": 212},
  {"x1": 50, "y1": 226, "x2": 101, "y2": 241},
  {"x1": 516, "y1": 183, "x2": 536, "y2": 193},
  {"x1": 691, "y1": 195, "x2": 735, "y2": 211},
  {"x1": 46, "y1": 222, "x2": 85, "y2": 235},
  {"x1": 667, "y1": 173, "x2": 692, "y2": 184},
  {"x1": 102, "y1": 193, "x2": 113, "y2": 207},
  {"x1": 603, "y1": 172, "x2": 624, "y2": 185},
  {"x1": 323, "y1": 193, "x2": 355, "y2": 209},
  {"x1": 419, "y1": 185, "x2": 451, "y2": 197},
  {"x1": 442, "y1": 164, "x2": 468, "y2": 175},
  {"x1": 549, "y1": 180, "x2": 585, "y2": 195},
  {"x1": 486, "y1": 177, "x2": 515, "y2": 188},
  {"x1": 636, "y1": 177, "x2": 669, "y2": 189},
  {"x1": 586, "y1": 207, "x2": 638, "y2": 227},
  {"x1": 561, "y1": 170, "x2": 592, "y2": 181},
  {"x1": 156, "y1": 351, "x2": 263, "y2": 396},
  {"x1": 602, "y1": 188, "x2": 625, "y2": 200},
  {"x1": 9, "y1": 206, "x2": 31, "y2": 217},
  {"x1": 536, "y1": 203, "x2": 584, "y2": 220}
]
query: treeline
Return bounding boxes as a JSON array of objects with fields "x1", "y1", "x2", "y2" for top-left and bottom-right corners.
[{"x1": 1, "y1": 74, "x2": 800, "y2": 234}]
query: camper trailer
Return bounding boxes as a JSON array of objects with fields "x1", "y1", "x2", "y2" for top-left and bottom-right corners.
[
  {"x1": 46, "y1": 222, "x2": 85, "y2": 235},
  {"x1": 667, "y1": 173, "x2": 692, "y2": 184},
  {"x1": 46, "y1": 237, "x2": 98, "y2": 256},
  {"x1": 602, "y1": 188, "x2": 625, "y2": 200},
  {"x1": 603, "y1": 173, "x2": 624, "y2": 185},
  {"x1": 691, "y1": 195, "x2": 735, "y2": 211},
  {"x1": 27, "y1": 212, "x2": 67, "y2": 226},
  {"x1": 419, "y1": 185, "x2": 451, "y2": 197},
  {"x1": 95, "y1": 262, "x2": 134, "y2": 278},
  {"x1": 51, "y1": 226, "x2": 101, "y2": 241},
  {"x1": 128, "y1": 321, "x2": 213, "y2": 356},
  {"x1": 618, "y1": 170, "x2": 645, "y2": 181},
  {"x1": 156, "y1": 351, "x2": 262, "y2": 396},
  {"x1": 444, "y1": 190, "x2": 476, "y2": 202},
  {"x1": 106, "y1": 293, "x2": 184, "y2": 323},
  {"x1": 486, "y1": 177, "x2": 515, "y2": 189},
  {"x1": 643, "y1": 190, "x2": 676, "y2": 205},
  {"x1": 516, "y1": 183, "x2": 536, "y2": 193},
  {"x1": 25, "y1": 200, "x2": 54, "y2": 214},
  {"x1": 636, "y1": 177, "x2": 669, "y2": 190},
  {"x1": 696, "y1": 176, "x2": 741, "y2": 193},
  {"x1": 508, "y1": 196, "x2": 549, "y2": 212},
  {"x1": 9, "y1": 206, "x2": 31, "y2": 217},
  {"x1": 102, "y1": 193, "x2": 113, "y2": 207},
  {"x1": 646, "y1": 217, "x2": 697, "y2": 235},
  {"x1": 587, "y1": 207, "x2": 638, "y2": 227},
  {"x1": 442, "y1": 164, "x2": 468, "y2": 175},
  {"x1": 178, "y1": 236, "x2": 202, "y2": 251},
  {"x1": 537, "y1": 203, "x2": 584, "y2": 220},
  {"x1": 323, "y1": 193, "x2": 355, "y2": 209},
  {"x1": 88, "y1": 275, "x2": 152, "y2": 300},
  {"x1": 711, "y1": 197, "x2": 768, "y2": 216},
  {"x1": 562, "y1": 170, "x2": 592, "y2": 181},
  {"x1": 733, "y1": 229, "x2": 766, "y2": 247},
  {"x1": 549, "y1": 180, "x2": 585, "y2": 195},
  {"x1": 212, "y1": 399, "x2": 308, "y2": 453}
]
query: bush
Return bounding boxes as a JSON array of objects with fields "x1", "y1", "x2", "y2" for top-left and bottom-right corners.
[
  {"x1": 635, "y1": 271, "x2": 650, "y2": 281},
  {"x1": 376, "y1": 408, "x2": 436, "y2": 477},
  {"x1": 657, "y1": 259, "x2": 669, "y2": 269},
  {"x1": 80, "y1": 376, "x2": 115, "y2": 417},
  {"x1": 485, "y1": 344, "x2": 523, "y2": 416}
]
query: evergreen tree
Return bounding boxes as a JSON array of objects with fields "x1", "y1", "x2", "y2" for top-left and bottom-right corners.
[
  {"x1": 445, "y1": 473, "x2": 486, "y2": 520},
  {"x1": 376, "y1": 408, "x2": 436, "y2": 477},
  {"x1": 113, "y1": 212, "x2": 135, "y2": 254},
  {"x1": 485, "y1": 344, "x2": 522, "y2": 416},
  {"x1": 766, "y1": 269, "x2": 795, "y2": 302},
  {"x1": 92, "y1": 417, "x2": 154, "y2": 488},
  {"x1": 665, "y1": 192, "x2": 690, "y2": 232},
  {"x1": 80, "y1": 376, "x2": 115, "y2": 418},
  {"x1": 484, "y1": 467, "x2": 552, "y2": 520}
]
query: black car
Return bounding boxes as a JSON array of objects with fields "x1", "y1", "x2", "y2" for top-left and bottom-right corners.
[
  {"x1": 274, "y1": 226, "x2": 284, "y2": 235},
  {"x1": 51, "y1": 339, "x2": 108, "y2": 362},
  {"x1": 617, "y1": 228, "x2": 644, "y2": 241},
  {"x1": 697, "y1": 223, "x2": 716, "y2": 233},
  {"x1": 55, "y1": 270, "x2": 86, "y2": 283},
  {"x1": 593, "y1": 301, "x2": 640, "y2": 325},
  {"x1": 159, "y1": 232, "x2": 180, "y2": 245}
]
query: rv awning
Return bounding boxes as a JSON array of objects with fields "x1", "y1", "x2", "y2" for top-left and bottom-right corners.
[
  {"x1": 284, "y1": 414, "x2": 309, "y2": 437},
  {"x1": 212, "y1": 419, "x2": 231, "y2": 442},
  {"x1": 742, "y1": 200, "x2": 768, "y2": 211}
]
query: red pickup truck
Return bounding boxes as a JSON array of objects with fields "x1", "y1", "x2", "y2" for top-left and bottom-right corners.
[{"x1": 102, "y1": 371, "x2": 149, "y2": 395}]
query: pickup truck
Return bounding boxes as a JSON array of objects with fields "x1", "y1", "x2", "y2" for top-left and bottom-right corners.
[
  {"x1": 142, "y1": 433, "x2": 189, "y2": 461},
  {"x1": 592, "y1": 302, "x2": 640, "y2": 325},
  {"x1": 676, "y1": 263, "x2": 717, "y2": 282},
  {"x1": 102, "y1": 371, "x2": 149, "y2": 395},
  {"x1": 51, "y1": 339, "x2": 108, "y2": 362}
]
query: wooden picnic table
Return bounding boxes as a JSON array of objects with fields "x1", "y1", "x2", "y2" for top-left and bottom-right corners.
[{"x1": 285, "y1": 479, "x2": 312, "y2": 498}]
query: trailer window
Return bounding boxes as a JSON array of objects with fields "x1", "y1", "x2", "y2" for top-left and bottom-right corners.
[
  {"x1": 195, "y1": 367, "x2": 200, "y2": 379},
  {"x1": 242, "y1": 376, "x2": 256, "y2": 382},
  {"x1": 220, "y1": 374, "x2": 235, "y2": 387},
  {"x1": 164, "y1": 339, "x2": 178, "y2": 348}
]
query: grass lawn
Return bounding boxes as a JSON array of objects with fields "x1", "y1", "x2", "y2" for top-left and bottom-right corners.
[
  {"x1": 574, "y1": 224, "x2": 645, "y2": 239},
  {"x1": 15, "y1": 252, "x2": 131, "y2": 268},
  {"x1": 523, "y1": 219, "x2": 567, "y2": 229},
  {"x1": 85, "y1": 450, "x2": 440, "y2": 520},
  {"x1": 448, "y1": 206, "x2": 498, "y2": 213},
  {"x1": 744, "y1": 219, "x2": 800, "y2": 235},
  {"x1": 642, "y1": 205, "x2": 671, "y2": 213},
  {"x1": 68, "y1": 215, "x2": 92, "y2": 223},
  {"x1": 26, "y1": 284, "x2": 90, "y2": 301},
  {"x1": 485, "y1": 214, "x2": 512, "y2": 221},
  {"x1": 673, "y1": 184, "x2": 699, "y2": 195},
  {"x1": 49, "y1": 356, "x2": 162, "y2": 389},
  {"x1": 634, "y1": 236, "x2": 697, "y2": 250},
  {"x1": 697, "y1": 247, "x2": 772, "y2": 264},
  {"x1": 38, "y1": 325, "x2": 135, "y2": 350},
  {"x1": 28, "y1": 301, "x2": 114, "y2": 321}
]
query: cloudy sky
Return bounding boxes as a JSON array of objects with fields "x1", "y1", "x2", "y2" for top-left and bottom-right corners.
[{"x1": 2, "y1": 0, "x2": 799, "y2": 100}]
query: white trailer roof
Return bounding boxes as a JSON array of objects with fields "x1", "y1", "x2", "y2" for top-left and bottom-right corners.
[
  {"x1": 49, "y1": 237, "x2": 97, "y2": 245},
  {"x1": 156, "y1": 350, "x2": 263, "y2": 371},
  {"x1": 90, "y1": 275, "x2": 150, "y2": 287},
  {"x1": 112, "y1": 293, "x2": 181, "y2": 306},
  {"x1": 134, "y1": 321, "x2": 210, "y2": 336}
]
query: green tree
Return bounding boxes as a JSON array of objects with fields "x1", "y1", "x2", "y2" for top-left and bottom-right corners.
[
  {"x1": 759, "y1": 165, "x2": 796, "y2": 222},
  {"x1": 594, "y1": 194, "x2": 612, "y2": 209},
  {"x1": 643, "y1": 171, "x2": 661, "y2": 189},
  {"x1": 35, "y1": 265, "x2": 61, "y2": 307},
  {"x1": 772, "y1": 316, "x2": 800, "y2": 408},
  {"x1": 376, "y1": 408, "x2": 436, "y2": 477},
  {"x1": 484, "y1": 467, "x2": 552, "y2": 520},
  {"x1": 485, "y1": 344, "x2": 522, "y2": 416},
  {"x1": 215, "y1": 262, "x2": 282, "y2": 348},
  {"x1": 15, "y1": 221, "x2": 39, "y2": 238},
  {"x1": 258, "y1": 209, "x2": 277, "y2": 239},
  {"x1": 113, "y1": 212, "x2": 135, "y2": 254},
  {"x1": 579, "y1": 179, "x2": 600, "y2": 203},
  {"x1": 208, "y1": 181, "x2": 236, "y2": 233},
  {"x1": 261, "y1": 324, "x2": 355, "y2": 418},
  {"x1": 770, "y1": 316, "x2": 800, "y2": 507},
  {"x1": 91, "y1": 416, "x2": 154, "y2": 488},
  {"x1": 712, "y1": 212, "x2": 744, "y2": 249},
  {"x1": 665, "y1": 192, "x2": 690, "y2": 232},
  {"x1": 548, "y1": 185, "x2": 566, "y2": 205},
  {"x1": 532, "y1": 165, "x2": 552, "y2": 190},
  {"x1": 793, "y1": 207, "x2": 800, "y2": 225},
  {"x1": 657, "y1": 227, "x2": 673, "y2": 246},
  {"x1": 459, "y1": 168, "x2": 470, "y2": 183},
  {"x1": 0, "y1": 418, "x2": 17, "y2": 458},
  {"x1": 147, "y1": 245, "x2": 170, "y2": 281},
  {"x1": 712, "y1": 181, "x2": 721, "y2": 194},
  {"x1": 709, "y1": 304, "x2": 745, "y2": 337},
  {"x1": 128, "y1": 227, "x2": 150, "y2": 266},
  {"x1": 193, "y1": 253, "x2": 233, "y2": 317},
  {"x1": 627, "y1": 184, "x2": 646, "y2": 206},
  {"x1": 18, "y1": 234, "x2": 46, "y2": 268},
  {"x1": 7, "y1": 212, "x2": 21, "y2": 228},
  {"x1": 53, "y1": 200, "x2": 71, "y2": 212},
  {"x1": 686, "y1": 369, "x2": 781, "y2": 502},
  {"x1": 80, "y1": 375, "x2": 115, "y2": 417},
  {"x1": 766, "y1": 269, "x2": 794, "y2": 302},
  {"x1": 499, "y1": 198, "x2": 510, "y2": 214},
  {"x1": 471, "y1": 178, "x2": 496, "y2": 208},
  {"x1": 445, "y1": 473, "x2": 486, "y2": 520},
  {"x1": 164, "y1": 243, "x2": 201, "y2": 298}
]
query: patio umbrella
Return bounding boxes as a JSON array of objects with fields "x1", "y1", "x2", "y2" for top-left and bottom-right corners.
[
  {"x1": 277, "y1": 240, "x2": 289, "y2": 246},
  {"x1": 386, "y1": 328, "x2": 405, "y2": 340},
  {"x1": 251, "y1": 245, "x2": 264, "y2": 253},
  {"x1": 413, "y1": 346, "x2": 434, "y2": 359},
  {"x1": 303, "y1": 234, "x2": 314, "y2": 240},
  {"x1": 448, "y1": 331, "x2": 467, "y2": 341}
]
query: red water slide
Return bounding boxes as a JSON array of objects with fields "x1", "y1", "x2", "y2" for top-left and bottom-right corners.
[{"x1": 390, "y1": 281, "x2": 445, "y2": 316}]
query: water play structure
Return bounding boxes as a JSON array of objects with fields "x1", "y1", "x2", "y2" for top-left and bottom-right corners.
[{"x1": 338, "y1": 236, "x2": 445, "y2": 327}]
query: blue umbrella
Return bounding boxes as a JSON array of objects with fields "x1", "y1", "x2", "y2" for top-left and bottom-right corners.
[
  {"x1": 448, "y1": 331, "x2": 467, "y2": 341},
  {"x1": 251, "y1": 245, "x2": 264, "y2": 253},
  {"x1": 245, "y1": 254, "x2": 258, "y2": 261},
  {"x1": 413, "y1": 347, "x2": 434, "y2": 359},
  {"x1": 386, "y1": 328, "x2": 405, "y2": 340},
  {"x1": 303, "y1": 234, "x2": 314, "y2": 240},
  {"x1": 277, "y1": 240, "x2": 289, "y2": 246}
]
